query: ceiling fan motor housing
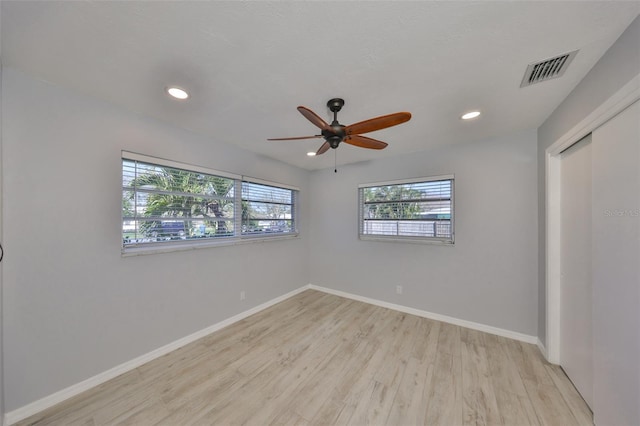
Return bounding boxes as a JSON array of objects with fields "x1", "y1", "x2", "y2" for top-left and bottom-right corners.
[{"x1": 322, "y1": 125, "x2": 346, "y2": 148}]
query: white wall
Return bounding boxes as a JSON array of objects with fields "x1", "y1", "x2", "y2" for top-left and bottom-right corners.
[
  {"x1": 309, "y1": 129, "x2": 538, "y2": 336},
  {"x1": 1, "y1": 67, "x2": 310, "y2": 411},
  {"x1": 537, "y1": 15, "x2": 640, "y2": 347}
]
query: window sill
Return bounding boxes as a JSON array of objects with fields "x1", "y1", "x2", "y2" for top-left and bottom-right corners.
[
  {"x1": 359, "y1": 235, "x2": 454, "y2": 245},
  {"x1": 122, "y1": 233, "x2": 299, "y2": 257}
]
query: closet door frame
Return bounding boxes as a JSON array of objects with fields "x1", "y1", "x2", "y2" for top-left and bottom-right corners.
[{"x1": 544, "y1": 73, "x2": 639, "y2": 364}]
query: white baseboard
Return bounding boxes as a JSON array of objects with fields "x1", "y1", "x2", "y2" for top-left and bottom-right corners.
[
  {"x1": 308, "y1": 284, "x2": 539, "y2": 345},
  {"x1": 4, "y1": 286, "x2": 309, "y2": 426}
]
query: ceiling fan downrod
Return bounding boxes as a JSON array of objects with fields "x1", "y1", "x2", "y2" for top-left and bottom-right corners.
[
  {"x1": 327, "y1": 98, "x2": 344, "y2": 121},
  {"x1": 325, "y1": 98, "x2": 346, "y2": 149}
]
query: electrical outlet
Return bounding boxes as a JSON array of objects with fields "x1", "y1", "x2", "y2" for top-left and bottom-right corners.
[
  {"x1": 396, "y1": 285, "x2": 403, "y2": 295},
  {"x1": 240, "y1": 291, "x2": 246, "y2": 301}
]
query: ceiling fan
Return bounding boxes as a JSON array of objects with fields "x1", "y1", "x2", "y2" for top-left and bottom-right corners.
[{"x1": 268, "y1": 98, "x2": 411, "y2": 155}]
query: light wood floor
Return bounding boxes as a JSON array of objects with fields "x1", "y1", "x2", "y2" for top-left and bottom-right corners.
[{"x1": 17, "y1": 290, "x2": 592, "y2": 426}]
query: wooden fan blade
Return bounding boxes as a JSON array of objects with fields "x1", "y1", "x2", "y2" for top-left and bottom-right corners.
[
  {"x1": 316, "y1": 141, "x2": 331, "y2": 155},
  {"x1": 345, "y1": 112, "x2": 411, "y2": 135},
  {"x1": 267, "y1": 135, "x2": 322, "y2": 141},
  {"x1": 298, "y1": 106, "x2": 331, "y2": 131},
  {"x1": 344, "y1": 134, "x2": 388, "y2": 150}
]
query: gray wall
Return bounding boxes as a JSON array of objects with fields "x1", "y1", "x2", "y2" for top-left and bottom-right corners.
[
  {"x1": 3, "y1": 66, "x2": 541, "y2": 413},
  {"x1": 1, "y1": 68, "x2": 310, "y2": 411},
  {"x1": 309, "y1": 129, "x2": 539, "y2": 336},
  {"x1": 537, "y1": 15, "x2": 640, "y2": 346}
]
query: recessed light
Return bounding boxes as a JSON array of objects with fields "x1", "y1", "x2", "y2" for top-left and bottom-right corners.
[
  {"x1": 461, "y1": 111, "x2": 481, "y2": 120},
  {"x1": 306, "y1": 152, "x2": 316, "y2": 157},
  {"x1": 166, "y1": 86, "x2": 189, "y2": 100}
]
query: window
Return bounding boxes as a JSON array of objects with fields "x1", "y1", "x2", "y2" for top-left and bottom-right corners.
[
  {"x1": 242, "y1": 180, "x2": 297, "y2": 236},
  {"x1": 122, "y1": 152, "x2": 298, "y2": 253},
  {"x1": 358, "y1": 175, "x2": 454, "y2": 243}
]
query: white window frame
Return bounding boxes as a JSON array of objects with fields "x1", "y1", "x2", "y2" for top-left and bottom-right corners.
[
  {"x1": 358, "y1": 174, "x2": 454, "y2": 244},
  {"x1": 122, "y1": 152, "x2": 299, "y2": 256}
]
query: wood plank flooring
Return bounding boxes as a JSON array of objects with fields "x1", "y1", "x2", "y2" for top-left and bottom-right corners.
[{"x1": 16, "y1": 290, "x2": 592, "y2": 425}]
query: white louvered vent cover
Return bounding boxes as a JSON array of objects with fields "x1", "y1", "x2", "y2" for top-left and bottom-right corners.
[{"x1": 520, "y1": 50, "x2": 578, "y2": 88}]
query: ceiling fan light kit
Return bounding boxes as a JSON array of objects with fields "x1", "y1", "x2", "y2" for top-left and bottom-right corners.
[{"x1": 268, "y1": 98, "x2": 411, "y2": 157}]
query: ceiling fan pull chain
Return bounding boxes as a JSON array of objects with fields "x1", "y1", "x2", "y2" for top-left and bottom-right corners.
[{"x1": 334, "y1": 149, "x2": 337, "y2": 173}]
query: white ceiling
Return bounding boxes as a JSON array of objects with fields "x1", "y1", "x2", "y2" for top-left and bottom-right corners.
[{"x1": 2, "y1": 1, "x2": 639, "y2": 170}]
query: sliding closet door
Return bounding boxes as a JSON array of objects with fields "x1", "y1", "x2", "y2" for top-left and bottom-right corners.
[
  {"x1": 559, "y1": 134, "x2": 593, "y2": 409},
  {"x1": 591, "y1": 100, "x2": 639, "y2": 426}
]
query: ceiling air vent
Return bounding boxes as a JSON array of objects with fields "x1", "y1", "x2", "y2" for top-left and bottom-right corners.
[{"x1": 520, "y1": 50, "x2": 578, "y2": 88}]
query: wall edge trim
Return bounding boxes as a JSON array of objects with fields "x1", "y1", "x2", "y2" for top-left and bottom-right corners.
[
  {"x1": 544, "y1": 72, "x2": 640, "y2": 364},
  {"x1": 537, "y1": 338, "x2": 549, "y2": 361}
]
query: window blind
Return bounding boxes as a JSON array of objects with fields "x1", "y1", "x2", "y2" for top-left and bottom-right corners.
[
  {"x1": 359, "y1": 175, "x2": 454, "y2": 243},
  {"x1": 122, "y1": 153, "x2": 299, "y2": 252},
  {"x1": 241, "y1": 181, "x2": 297, "y2": 235},
  {"x1": 122, "y1": 158, "x2": 236, "y2": 247}
]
